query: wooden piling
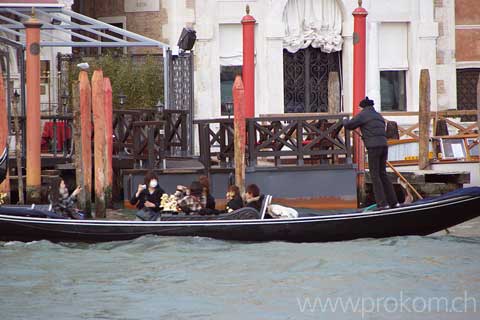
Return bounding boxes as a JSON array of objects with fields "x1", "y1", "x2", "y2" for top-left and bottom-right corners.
[
  {"x1": 72, "y1": 82, "x2": 86, "y2": 211},
  {"x1": 419, "y1": 69, "x2": 431, "y2": 170},
  {"x1": 24, "y1": 16, "x2": 42, "y2": 203},
  {"x1": 103, "y1": 77, "x2": 113, "y2": 208},
  {"x1": 0, "y1": 72, "x2": 9, "y2": 202},
  {"x1": 233, "y1": 75, "x2": 246, "y2": 195},
  {"x1": 79, "y1": 71, "x2": 92, "y2": 215},
  {"x1": 12, "y1": 94, "x2": 24, "y2": 204},
  {"x1": 477, "y1": 73, "x2": 480, "y2": 165},
  {"x1": 92, "y1": 70, "x2": 106, "y2": 218},
  {"x1": 328, "y1": 71, "x2": 340, "y2": 114}
]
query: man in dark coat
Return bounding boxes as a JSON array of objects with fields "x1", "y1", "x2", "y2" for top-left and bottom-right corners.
[{"x1": 343, "y1": 97, "x2": 399, "y2": 210}]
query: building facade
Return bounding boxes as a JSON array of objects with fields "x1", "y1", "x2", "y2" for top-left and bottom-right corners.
[{"x1": 72, "y1": 0, "x2": 479, "y2": 121}]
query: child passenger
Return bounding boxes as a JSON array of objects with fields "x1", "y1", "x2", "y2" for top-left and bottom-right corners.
[
  {"x1": 244, "y1": 184, "x2": 264, "y2": 212},
  {"x1": 225, "y1": 185, "x2": 243, "y2": 212}
]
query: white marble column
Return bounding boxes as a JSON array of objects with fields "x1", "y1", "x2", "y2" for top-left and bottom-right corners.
[{"x1": 366, "y1": 21, "x2": 380, "y2": 110}]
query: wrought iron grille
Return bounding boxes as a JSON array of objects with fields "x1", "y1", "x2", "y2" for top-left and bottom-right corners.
[
  {"x1": 168, "y1": 50, "x2": 194, "y2": 155},
  {"x1": 284, "y1": 47, "x2": 340, "y2": 113},
  {"x1": 457, "y1": 68, "x2": 479, "y2": 121}
]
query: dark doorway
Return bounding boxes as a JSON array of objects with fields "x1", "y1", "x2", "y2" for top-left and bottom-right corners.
[{"x1": 283, "y1": 47, "x2": 341, "y2": 113}]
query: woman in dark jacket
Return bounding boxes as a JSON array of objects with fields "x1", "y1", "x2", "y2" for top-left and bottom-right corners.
[
  {"x1": 130, "y1": 171, "x2": 165, "y2": 220},
  {"x1": 199, "y1": 175, "x2": 216, "y2": 210}
]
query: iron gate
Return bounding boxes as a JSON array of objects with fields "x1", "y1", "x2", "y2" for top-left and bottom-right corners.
[{"x1": 283, "y1": 47, "x2": 340, "y2": 113}]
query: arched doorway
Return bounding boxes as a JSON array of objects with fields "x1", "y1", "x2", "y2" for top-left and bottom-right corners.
[{"x1": 282, "y1": 0, "x2": 343, "y2": 113}]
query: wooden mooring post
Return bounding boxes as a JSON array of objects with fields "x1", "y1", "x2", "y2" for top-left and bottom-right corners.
[
  {"x1": 79, "y1": 71, "x2": 92, "y2": 215},
  {"x1": 0, "y1": 72, "x2": 9, "y2": 202},
  {"x1": 233, "y1": 75, "x2": 246, "y2": 195},
  {"x1": 477, "y1": 73, "x2": 480, "y2": 166},
  {"x1": 104, "y1": 78, "x2": 113, "y2": 208},
  {"x1": 72, "y1": 82, "x2": 86, "y2": 212},
  {"x1": 419, "y1": 69, "x2": 431, "y2": 170},
  {"x1": 92, "y1": 70, "x2": 106, "y2": 218}
]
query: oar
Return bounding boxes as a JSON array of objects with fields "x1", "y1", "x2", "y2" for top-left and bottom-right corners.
[{"x1": 386, "y1": 161, "x2": 422, "y2": 200}]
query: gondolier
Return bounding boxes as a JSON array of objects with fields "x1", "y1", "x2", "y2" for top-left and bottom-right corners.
[{"x1": 343, "y1": 97, "x2": 399, "y2": 210}]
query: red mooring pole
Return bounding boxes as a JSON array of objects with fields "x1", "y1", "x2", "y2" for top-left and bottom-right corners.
[
  {"x1": 24, "y1": 14, "x2": 42, "y2": 203},
  {"x1": 233, "y1": 75, "x2": 246, "y2": 195},
  {"x1": 241, "y1": 5, "x2": 255, "y2": 118},
  {"x1": 352, "y1": 1, "x2": 367, "y2": 206}
]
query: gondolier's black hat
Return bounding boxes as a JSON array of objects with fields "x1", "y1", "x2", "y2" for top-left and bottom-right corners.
[{"x1": 359, "y1": 96, "x2": 374, "y2": 108}]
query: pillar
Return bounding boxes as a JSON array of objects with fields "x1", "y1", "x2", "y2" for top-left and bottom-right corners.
[
  {"x1": 103, "y1": 77, "x2": 113, "y2": 208},
  {"x1": 24, "y1": 15, "x2": 42, "y2": 203},
  {"x1": 352, "y1": 1, "x2": 367, "y2": 207},
  {"x1": 79, "y1": 71, "x2": 92, "y2": 215},
  {"x1": 242, "y1": 5, "x2": 256, "y2": 118},
  {"x1": 92, "y1": 70, "x2": 106, "y2": 218},
  {"x1": 233, "y1": 75, "x2": 246, "y2": 195},
  {"x1": 419, "y1": 69, "x2": 431, "y2": 170},
  {"x1": 0, "y1": 72, "x2": 9, "y2": 201}
]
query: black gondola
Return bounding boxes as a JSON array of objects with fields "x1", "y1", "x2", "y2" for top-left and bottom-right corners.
[{"x1": 0, "y1": 187, "x2": 479, "y2": 243}]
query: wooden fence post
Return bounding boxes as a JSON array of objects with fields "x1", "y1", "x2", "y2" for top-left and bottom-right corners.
[
  {"x1": 92, "y1": 70, "x2": 106, "y2": 218},
  {"x1": 419, "y1": 69, "x2": 431, "y2": 170},
  {"x1": 233, "y1": 75, "x2": 246, "y2": 195},
  {"x1": 103, "y1": 77, "x2": 113, "y2": 208},
  {"x1": 0, "y1": 72, "x2": 9, "y2": 202}
]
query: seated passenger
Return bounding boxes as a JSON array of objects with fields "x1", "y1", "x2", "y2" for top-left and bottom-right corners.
[
  {"x1": 130, "y1": 171, "x2": 165, "y2": 221},
  {"x1": 225, "y1": 185, "x2": 243, "y2": 212},
  {"x1": 177, "y1": 181, "x2": 205, "y2": 214},
  {"x1": 199, "y1": 175, "x2": 216, "y2": 210},
  {"x1": 244, "y1": 184, "x2": 265, "y2": 212},
  {"x1": 49, "y1": 179, "x2": 83, "y2": 219}
]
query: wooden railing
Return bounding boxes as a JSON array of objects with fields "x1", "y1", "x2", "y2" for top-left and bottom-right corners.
[
  {"x1": 132, "y1": 120, "x2": 166, "y2": 169},
  {"x1": 195, "y1": 114, "x2": 352, "y2": 170},
  {"x1": 113, "y1": 109, "x2": 188, "y2": 158}
]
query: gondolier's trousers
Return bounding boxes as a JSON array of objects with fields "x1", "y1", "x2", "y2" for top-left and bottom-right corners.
[{"x1": 367, "y1": 146, "x2": 398, "y2": 208}]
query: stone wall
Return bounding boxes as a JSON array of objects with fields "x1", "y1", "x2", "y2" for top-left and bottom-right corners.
[
  {"x1": 434, "y1": 0, "x2": 456, "y2": 109},
  {"x1": 455, "y1": 0, "x2": 480, "y2": 64}
]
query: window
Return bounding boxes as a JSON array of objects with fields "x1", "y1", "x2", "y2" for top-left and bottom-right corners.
[
  {"x1": 220, "y1": 66, "x2": 242, "y2": 116},
  {"x1": 380, "y1": 71, "x2": 406, "y2": 111},
  {"x1": 456, "y1": 68, "x2": 479, "y2": 121}
]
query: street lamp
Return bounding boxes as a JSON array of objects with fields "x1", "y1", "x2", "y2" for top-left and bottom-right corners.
[
  {"x1": 225, "y1": 102, "x2": 234, "y2": 119},
  {"x1": 118, "y1": 92, "x2": 127, "y2": 107},
  {"x1": 60, "y1": 90, "x2": 69, "y2": 114},
  {"x1": 155, "y1": 99, "x2": 165, "y2": 114},
  {"x1": 13, "y1": 89, "x2": 20, "y2": 105}
]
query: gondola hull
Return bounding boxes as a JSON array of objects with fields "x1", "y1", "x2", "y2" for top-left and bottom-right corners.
[{"x1": 1, "y1": 192, "x2": 479, "y2": 243}]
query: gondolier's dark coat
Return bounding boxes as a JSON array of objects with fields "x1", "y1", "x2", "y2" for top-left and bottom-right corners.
[{"x1": 343, "y1": 106, "x2": 387, "y2": 149}]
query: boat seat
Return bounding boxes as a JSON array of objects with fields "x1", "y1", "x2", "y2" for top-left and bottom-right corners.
[{"x1": 260, "y1": 195, "x2": 273, "y2": 220}]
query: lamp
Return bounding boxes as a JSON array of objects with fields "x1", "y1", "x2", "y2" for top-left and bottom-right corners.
[
  {"x1": 60, "y1": 90, "x2": 69, "y2": 114},
  {"x1": 155, "y1": 99, "x2": 165, "y2": 113},
  {"x1": 12, "y1": 89, "x2": 20, "y2": 105},
  {"x1": 225, "y1": 102, "x2": 234, "y2": 119},
  {"x1": 118, "y1": 92, "x2": 127, "y2": 107}
]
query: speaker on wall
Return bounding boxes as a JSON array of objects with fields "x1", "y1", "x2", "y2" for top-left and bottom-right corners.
[{"x1": 177, "y1": 27, "x2": 197, "y2": 51}]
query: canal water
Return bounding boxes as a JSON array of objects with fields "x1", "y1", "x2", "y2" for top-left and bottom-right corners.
[{"x1": 1, "y1": 233, "x2": 479, "y2": 319}]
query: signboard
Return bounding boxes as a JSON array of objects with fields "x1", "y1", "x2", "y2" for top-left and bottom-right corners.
[{"x1": 124, "y1": 0, "x2": 159, "y2": 13}]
